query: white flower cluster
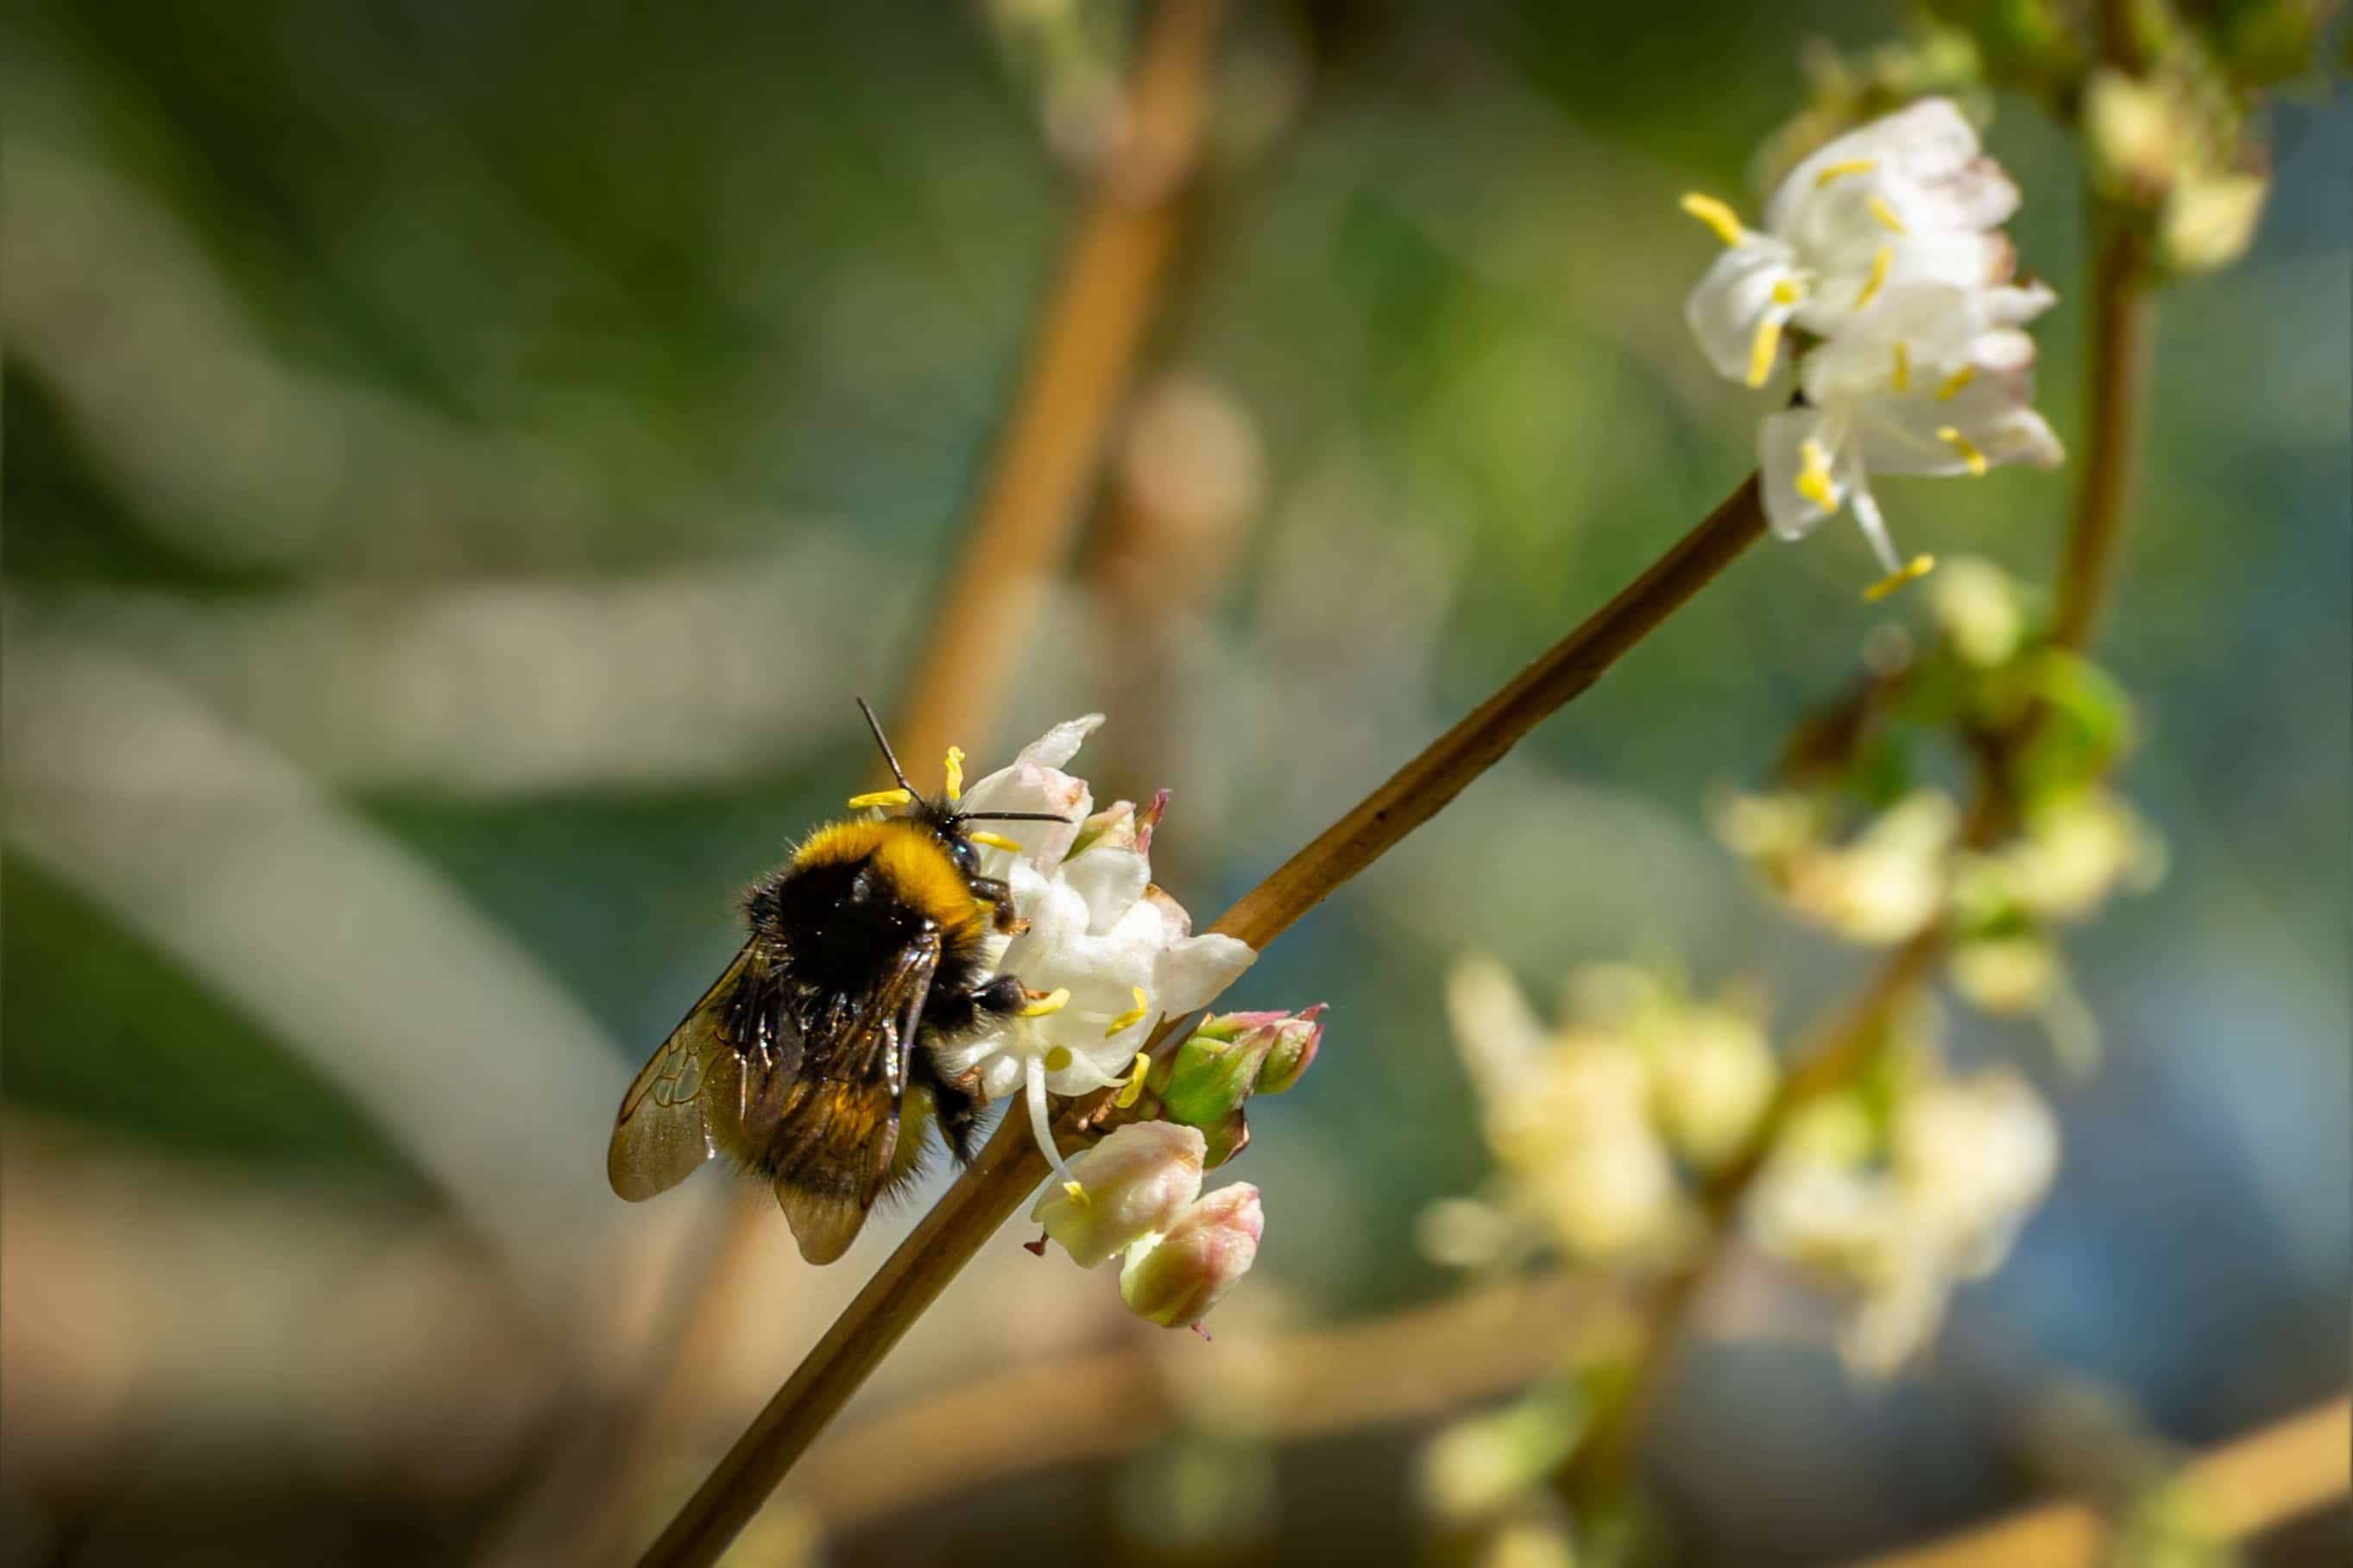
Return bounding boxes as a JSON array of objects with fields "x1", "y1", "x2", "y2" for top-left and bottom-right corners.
[
  {"x1": 936, "y1": 717, "x2": 1257, "y2": 1193},
  {"x1": 1424, "y1": 959, "x2": 1776, "y2": 1268},
  {"x1": 1749, "y1": 1063, "x2": 2060, "y2": 1376},
  {"x1": 1682, "y1": 98, "x2": 2063, "y2": 594}
]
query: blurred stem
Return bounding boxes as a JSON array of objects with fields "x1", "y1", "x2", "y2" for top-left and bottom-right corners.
[
  {"x1": 631, "y1": 475, "x2": 1769, "y2": 1568},
  {"x1": 2052, "y1": 223, "x2": 2152, "y2": 654},
  {"x1": 584, "y1": 2, "x2": 1228, "y2": 1559},
  {"x1": 1555, "y1": 201, "x2": 2161, "y2": 1509}
]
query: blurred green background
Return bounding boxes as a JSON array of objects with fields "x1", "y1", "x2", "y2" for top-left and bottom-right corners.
[{"x1": 3, "y1": 2, "x2": 2344, "y2": 1565}]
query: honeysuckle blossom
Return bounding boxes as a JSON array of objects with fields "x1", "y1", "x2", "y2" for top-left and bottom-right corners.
[
  {"x1": 1749, "y1": 1066, "x2": 2059, "y2": 1375},
  {"x1": 933, "y1": 716, "x2": 1255, "y2": 1196},
  {"x1": 1757, "y1": 280, "x2": 2064, "y2": 592},
  {"x1": 1683, "y1": 98, "x2": 2023, "y2": 391},
  {"x1": 1030, "y1": 1121, "x2": 1205, "y2": 1268},
  {"x1": 1118, "y1": 1181, "x2": 1265, "y2": 1327}
]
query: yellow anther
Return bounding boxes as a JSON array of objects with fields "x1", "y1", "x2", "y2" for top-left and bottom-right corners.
[
  {"x1": 1863, "y1": 555, "x2": 1939, "y2": 602},
  {"x1": 847, "y1": 788, "x2": 913, "y2": 810},
  {"x1": 1104, "y1": 986, "x2": 1151, "y2": 1037},
  {"x1": 1867, "y1": 194, "x2": 1908, "y2": 235},
  {"x1": 943, "y1": 746, "x2": 965, "y2": 803},
  {"x1": 1769, "y1": 277, "x2": 1804, "y2": 305},
  {"x1": 1795, "y1": 439, "x2": 1839, "y2": 512},
  {"x1": 1022, "y1": 988, "x2": 1072, "y2": 1019},
  {"x1": 1891, "y1": 341, "x2": 1911, "y2": 393},
  {"x1": 1936, "y1": 365, "x2": 1977, "y2": 401},
  {"x1": 1746, "y1": 313, "x2": 1785, "y2": 388},
  {"x1": 1814, "y1": 157, "x2": 1879, "y2": 187},
  {"x1": 1679, "y1": 192, "x2": 1748, "y2": 248},
  {"x1": 1061, "y1": 1181, "x2": 1091, "y2": 1208},
  {"x1": 1113, "y1": 1052, "x2": 1153, "y2": 1110},
  {"x1": 1044, "y1": 1045, "x2": 1073, "y2": 1072},
  {"x1": 1936, "y1": 425, "x2": 1990, "y2": 475},
  {"x1": 969, "y1": 829, "x2": 1023, "y2": 853},
  {"x1": 1854, "y1": 245, "x2": 1893, "y2": 310}
]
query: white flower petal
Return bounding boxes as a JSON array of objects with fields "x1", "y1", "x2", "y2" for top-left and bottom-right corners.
[
  {"x1": 1684, "y1": 241, "x2": 1802, "y2": 384},
  {"x1": 1153, "y1": 932, "x2": 1257, "y2": 1017},
  {"x1": 1758, "y1": 406, "x2": 1846, "y2": 539},
  {"x1": 1061, "y1": 844, "x2": 1151, "y2": 934}
]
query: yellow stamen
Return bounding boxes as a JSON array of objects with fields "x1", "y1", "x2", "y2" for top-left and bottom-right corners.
[
  {"x1": 1113, "y1": 1052, "x2": 1152, "y2": 1110},
  {"x1": 969, "y1": 829, "x2": 1023, "y2": 853},
  {"x1": 943, "y1": 746, "x2": 964, "y2": 803},
  {"x1": 1937, "y1": 425, "x2": 1990, "y2": 475},
  {"x1": 1104, "y1": 986, "x2": 1150, "y2": 1037},
  {"x1": 1022, "y1": 987, "x2": 1072, "y2": 1019},
  {"x1": 1936, "y1": 365, "x2": 1977, "y2": 401},
  {"x1": 1891, "y1": 341, "x2": 1911, "y2": 393},
  {"x1": 1814, "y1": 157, "x2": 1879, "y2": 187},
  {"x1": 1679, "y1": 192, "x2": 1748, "y2": 248},
  {"x1": 1061, "y1": 1181, "x2": 1090, "y2": 1208},
  {"x1": 1795, "y1": 439, "x2": 1838, "y2": 512},
  {"x1": 1867, "y1": 194, "x2": 1908, "y2": 234},
  {"x1": 1854, "y1": 245, "x2": 1892, "y2": 310},
  {"x1": 1044, "y1": 1045, "x2": 1073, "y2": 1070},
  {"x1": 1769, "y1": 277, "x2": 1803, "y2": 306},
  {"x1": 1746, "y1": 314, "x2": 1784, "y2": 388},
  {"x1": 1863, "y1": 555, "x2": 1939, "y2": 602},
  {"x1": 847, "y1": 788, "x2": 912, "y2": 810}
]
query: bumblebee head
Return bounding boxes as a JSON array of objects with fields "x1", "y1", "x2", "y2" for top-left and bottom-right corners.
[{"x1": 848, "y1": 697, "x2": 1069, "y2": 863}]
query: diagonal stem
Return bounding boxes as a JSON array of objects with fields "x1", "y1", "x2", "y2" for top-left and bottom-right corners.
[{"x1": 630, "y1": 475, "x2": 1769, "y2": 1568}]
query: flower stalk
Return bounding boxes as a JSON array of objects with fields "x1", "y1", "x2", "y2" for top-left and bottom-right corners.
[
  {"x1": 1555, "y1": 189, "x2": 2161, "y2": 1514},
  {"x1": 630, "y1": 473, "x2": 1769, "y2": 1568}
]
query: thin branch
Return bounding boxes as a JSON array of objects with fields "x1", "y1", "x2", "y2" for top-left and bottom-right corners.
[
  {"x1": 792, "y1": 1274, "x2": 1622, "y2": 1534},
  {"x1": 1857, "y1": 1395, "x2": 2350, "y2": 1568},
  {"x1": 630, "y1": 475, "x2": 1769, "y2": 1568},
  {"x1": 2052, "y1": 224, "x2": 2153, "y2": 653}
]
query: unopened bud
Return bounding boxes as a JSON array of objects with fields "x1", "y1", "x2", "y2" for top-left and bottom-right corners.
[
  {"x1": 1249, "y1": 1003, "x2": 1325, "y2": 1095},
  {"x1": 1031, "y1": 1122, "x2": 1204, "y2": 1268},
  {"x1": 1119, "y1": 1182, "x2": 1264, "y2": 1327}
]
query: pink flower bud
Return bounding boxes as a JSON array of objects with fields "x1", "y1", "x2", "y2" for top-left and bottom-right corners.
[
  {"x1": 1118, "y1": 1182, "x2": 1264, "y2": 1328},
  {"x1": 1030, "y1": 1122, "x2": 1204, "y2": 1269},
  {"x1": 1249, "y1": 1003, "x2": 1325, "y2": 1096}
]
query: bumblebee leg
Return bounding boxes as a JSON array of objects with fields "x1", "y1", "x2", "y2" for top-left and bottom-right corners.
[
  {"x1": 912, "y1": 1053, "x2": 984, "y2": 1163},
  {"x1": 968, "y1": 876, "x2": 1027, "y2": 935}
]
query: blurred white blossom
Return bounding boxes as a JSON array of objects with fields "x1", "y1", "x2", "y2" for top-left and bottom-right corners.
[
  {"x1": 1434, "y1": 959, "x2": 1785, "y2": 1268},
  {"x1": 1776, "y1": 790, "x2": 1959, "y2": 945},
  {"x1": 1757, "y1": 281, "x2": 2063, "y2": 589},
  {"x1": 1750, "y1": 1064, "x2": 2059, "y2": 1376},
  {"x1": 1684, "y1": 98, "x2": 2024, "y2": 390},
  {"x1": 1681, "y1": 97, "x2": 2063, "y2": 595}
]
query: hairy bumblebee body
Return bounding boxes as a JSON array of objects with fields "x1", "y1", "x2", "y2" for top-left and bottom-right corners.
[{"x1": 607, "y1": 708, "x2": 1056, "y2": 1263}]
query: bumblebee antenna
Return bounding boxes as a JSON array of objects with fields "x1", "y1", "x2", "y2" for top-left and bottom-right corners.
[
  {"x1": 855, "y1": 697, "x2": 919, "y2": 797},
  {"x1": 958, "y1": 810, "x2": 1073, "y2": 824}
]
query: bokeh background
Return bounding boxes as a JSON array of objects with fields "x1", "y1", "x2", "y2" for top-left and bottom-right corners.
[{"x1": 3, "y1": 2, "x2": 2344, "y2": 1565}]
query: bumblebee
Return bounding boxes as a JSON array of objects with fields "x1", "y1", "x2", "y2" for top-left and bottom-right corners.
[{"x1": 607, "y1": 702, "x2": 1064, "y2": 1263}]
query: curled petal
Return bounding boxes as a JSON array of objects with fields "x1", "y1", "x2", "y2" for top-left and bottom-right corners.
[
  {"x1": 1684, "y1": 241, "x2": 1802, "y2": 385},
  {"x1": 1758, "y1": 406, "x2": 1847, "y2": 539}
]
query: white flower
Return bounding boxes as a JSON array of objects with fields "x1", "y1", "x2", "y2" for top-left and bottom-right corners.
[
  {"x1": 1648, "y1": 1005, "x2": 1777, "y2": 1168},
  {"x1": 1748, "y1": 1065, "x2": 2059, "y2": 1375},
  {"x1": 1758, "y1": 280, "x2": 2064, "y2": 591},
  {"x1": 1782, "y1": 789, "x2": 1959, "y2": 945},
  {"x1": 1443, "y1": 960, "x2": 1683, "y2": 1263},
  {"x1": 1893, "y1": 1067, "x2": 2059, "y2": 1278},
  {"x1": 935, "y1": 717, "x2": 1256, "y2": 1196},
  {"x1": 1031, "y1": 1121, "x2": 1204, "y2": 1268},
  {"x1": 1683, "y1": 98, "x2": 2022, "y2": 390}
]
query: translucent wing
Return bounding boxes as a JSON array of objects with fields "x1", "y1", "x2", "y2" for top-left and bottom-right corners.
[
  {"x1": 754, "y1": 929, "x2": 941, "y2": 1264},
  {"x1": 606, "y1": 942, "x2": 761, "y2": 1201}
]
